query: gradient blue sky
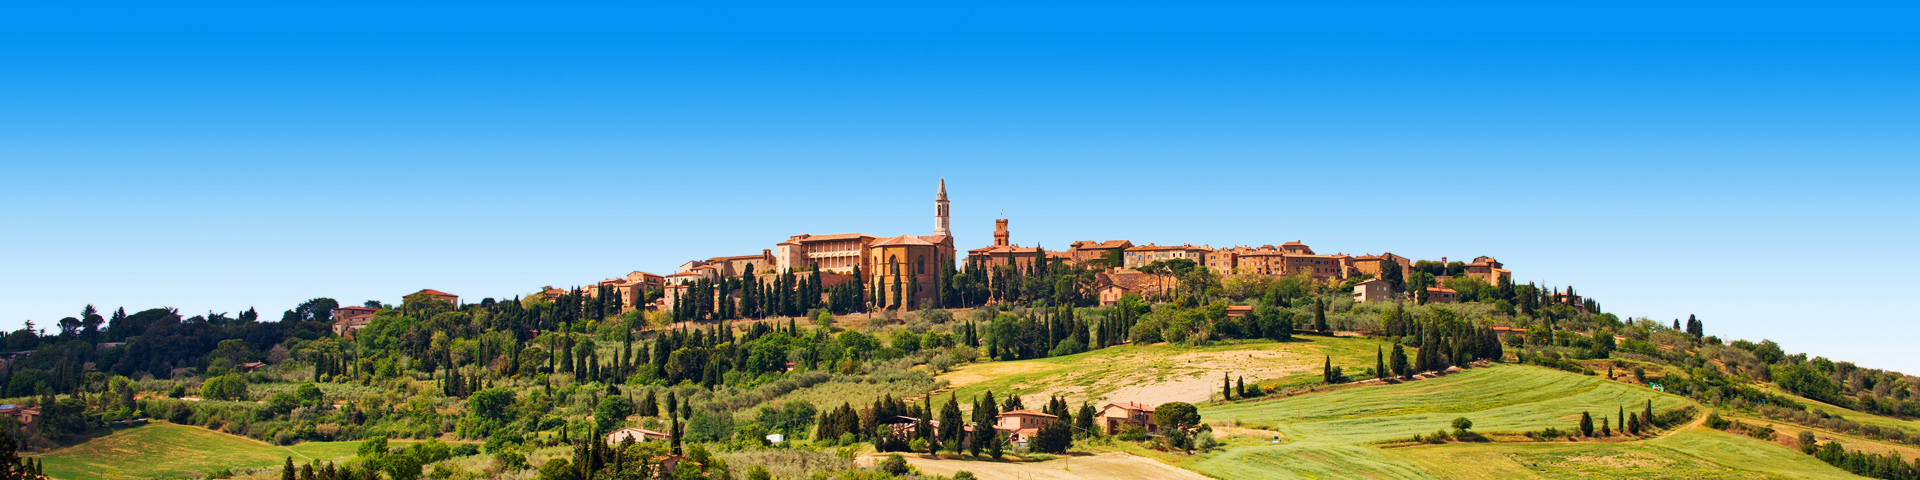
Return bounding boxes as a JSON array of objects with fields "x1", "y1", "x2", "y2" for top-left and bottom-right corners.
[{"x1": 3, "y1": 2, "x2": 1916, "y2": 371}]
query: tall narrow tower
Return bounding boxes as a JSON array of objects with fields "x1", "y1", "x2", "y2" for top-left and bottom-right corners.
[{"x1": 933, "y1": 178, "x2": 952, "y2": 237}]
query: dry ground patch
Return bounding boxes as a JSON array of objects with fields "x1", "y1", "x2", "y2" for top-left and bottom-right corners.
[{"x1": 938, "y1": 336, "x2": 1390, "y2": 407}]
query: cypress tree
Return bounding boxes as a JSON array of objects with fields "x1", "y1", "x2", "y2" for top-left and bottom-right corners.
[
  {"x1": 1579, "y1": 411, "x2": 1594, "y2": 437},
  {"x1": 1376, "y1": 346, "x2": 1387, "y2": 379},
  {"x1": 1223, "y1": 372, "x2": 1233, "y2": 400},
  {"x1": 1390, "y1": 343, "x2": 1410, "y2": 378},
  {"x1": 283, "y1": 456, "x2": 296, "y2": 480},
  {"x1": 1643, "y1": 400, "x2": 1655, "y2": 430}
]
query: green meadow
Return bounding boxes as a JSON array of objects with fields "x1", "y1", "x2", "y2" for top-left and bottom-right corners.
[
  {"x1": 36, "y1": 423, "x2": 403, "y2": 480},
  {"x1": 1188, "y1": 365, "x2": 1860, "y2": 479}
]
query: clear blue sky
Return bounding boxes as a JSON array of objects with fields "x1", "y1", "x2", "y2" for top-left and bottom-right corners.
[{"x1": 2, "y1": 2, "x2": 1916, "y2": 371}]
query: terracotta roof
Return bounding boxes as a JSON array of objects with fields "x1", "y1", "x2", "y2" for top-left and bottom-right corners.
[
  {"x1": 1071, "y1": 240, "x2": 1132, "y2": 249},
  {"x1": 1126, "y1": 244, "x2": 1210, "y2": 252},
  {"x1": 968, "y1": 244, "x2": 1039, "y2": 254},
  {"x1": 416, "y1": 289, "x2": 456, "y2": 297},
  {"x1": 1283, "y1": 240, "x2": 1305, "y2": 246},
  {"x1": 707, "y1": 254, "x2": 767, "y2": 262},
  {"x1": 791, "y1": 233, "x2": 875, "y2": 242},
  {"x1": 1101, "y1": 401, "x2": 1155, "y2": 413},
  {"x1": 1426, "y1": 287, "x2": 1457, "y2": 293},
  {"x1": 998, "y1": 409, "x2": 1057, "y2": 418},
  {"x1": 872, "y1": 234, "x2": 937, "y2": 246}
]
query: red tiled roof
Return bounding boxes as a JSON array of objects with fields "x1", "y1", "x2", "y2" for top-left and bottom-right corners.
[
  {"x1": 416, "y1": 289, "x2": 456, "y2": 297},
  {"x1": 998, "y1": 409, "x2": 1057, "y2": 418},
  {"x1": 1101, "y1": 401, "x2": 1155, "y2": 413},
  {"x1": 872, "y1": 234, "x2": 937, "y2": 246},
  {"x1": 792, "y1": 233, "x2": 875, "y2": 242},
  {"x1": 1071, "y1": 240, "x2": 1132, "y2": 250}
]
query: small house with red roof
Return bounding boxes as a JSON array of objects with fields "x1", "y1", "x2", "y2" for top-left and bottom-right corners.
[
  {"x1": 1098, "y1": 401, "x2": 1157, "y2": 435},
  {"x1": 994, "y1": 409, "x2": 1057, "y2": 445},
  {"x1": 411, "y1": 289, "x2": 459, "y2": 307}
]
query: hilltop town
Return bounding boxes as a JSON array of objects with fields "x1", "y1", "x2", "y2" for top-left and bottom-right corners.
[
  {"x1": 331, "y1": 180, "x2": 1541, "y2": 340},
  {"x1": 3, "y1": 180, "x2": 1911, "y2": 480}
]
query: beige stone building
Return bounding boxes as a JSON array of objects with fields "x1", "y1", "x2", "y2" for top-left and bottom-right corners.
[
  {"x1": 1123, "y1": 243, "x2": 1213, "y2": 268},
  {"x1": 775, "y1": 233, "x2": 878, "y2": 275},
  {"x1": 1352, "y1": 278, "x2": 1393, "y2": 303},
  {"x1": 1205, "y1": 242, "x2": 1353, "y2": 280},
  {"x1": 1094, "y1": 268, "x2": 1174, "y2": 305},
  {"x1": 1350, "y1": 252, "x2": 1412, "y2": 280},
  {"x1": 1463, "y1": 256, "x2": 1512, "y2": 285},
  {"x1": 1067, "y1": 239, "x2": 1133, "y2": 267},
  {"x1": 1098, "y1": 402, "x2": 1157, "y2": 435}
]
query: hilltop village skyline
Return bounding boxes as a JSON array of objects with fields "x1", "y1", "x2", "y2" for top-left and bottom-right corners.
[{"x1": 325, "y1": 179, "x2": 1547, "y2": 336}]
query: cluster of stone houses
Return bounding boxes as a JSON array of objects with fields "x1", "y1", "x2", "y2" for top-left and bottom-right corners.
[
  {"x1": 329, "y1": 289, "x2": 460, "y2": 338},
  {"x1": 327, "y1": 180, "x2": 1512, "y2": 330}
]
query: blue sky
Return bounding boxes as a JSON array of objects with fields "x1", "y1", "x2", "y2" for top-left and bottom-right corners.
[{"x1": 2, "y1": 2, "x2": 1916, "y2": 371}]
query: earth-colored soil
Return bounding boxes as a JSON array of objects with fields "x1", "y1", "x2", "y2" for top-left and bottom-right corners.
[
  {"x1": 859, "y1": 452, "x2": 1210, "y2": 480},
  {"x1": 939, "y1": 336, "x2": 1393, "y2": 409}
]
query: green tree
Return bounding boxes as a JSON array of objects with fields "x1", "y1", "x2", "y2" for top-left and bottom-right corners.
[
  {"x1": 1579, "y1": 411, "x2": 1594, "y2": 437},
  {"x1": 1150, "y1": 402, "x2": 1201, "y2": 433},
  {"x1": 1390, "y1": 343, "x2": 1411, "y2": 378},
  {"x1": 468, "y1": 388, "x2": 516, "y2": 423},
  {"x1": 358, "y1": 436, "x2": 390, "y2": 457},
  {"x1": 1313, "y1": 298, "x2": 1328, "y2": 332},
  {"x1": 595, "y1": 394, "x2": 635, "y2": 432},
  {"x1": 1375, "y1": 346, "x2": 1387, "y2": 379},
  {"x1": 1641, "y1": 400, "x2": 1655, "y2": 431},
  {"x1": 535, "y1": 458, "x2": 578, "y2": 480},
  {"x1": 200, "y1": 373, "x2": 249, "y2": 401}
]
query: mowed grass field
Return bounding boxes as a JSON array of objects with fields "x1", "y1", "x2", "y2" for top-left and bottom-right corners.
[
  {"x1": 1186, "y1": 365, "x2": 1860, "y2": 479},
  {"x1": 938, "y1": 336, "x2": 1393, "y2": 407},
  {"x1": 1384, "y1": 430, "x2": 1860, "y2": 480},
  {"x1": 36, "y1": 423, "x2": 395, "y2": 480}
]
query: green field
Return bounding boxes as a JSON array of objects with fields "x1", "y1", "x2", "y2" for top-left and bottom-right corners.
[
  {"x1": 1385, "y1": 430, "x2": 1860, "y2": 480},
  {"x1": 35, "y1": 423, "x2": 399, "y2": 480},
  {"x1": 1187, "y1": 365, "x2": 1861, "y2": 479},
  {"x1": 938, "y1": 336, "x2": 1394, "y2": 406}
]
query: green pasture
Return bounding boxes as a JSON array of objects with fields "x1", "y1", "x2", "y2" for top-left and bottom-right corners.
[
  {"x1": 1385, "y1": 429, "x2": 1860, "y2": 480},
  {"x1": 35, "y1": 423, "x2": 403, "y2": 480},
  {"x1": 1185, "y1": 365, "x2": 1865, "y2": 479},
  {"x1": 1203, "y1": 365, "x2": 1690, "y2": 444}
]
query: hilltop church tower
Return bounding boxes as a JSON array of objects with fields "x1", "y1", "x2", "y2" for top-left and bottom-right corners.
[{"x1": 933, "y1": 178, "x2": 952, "y2": 238}]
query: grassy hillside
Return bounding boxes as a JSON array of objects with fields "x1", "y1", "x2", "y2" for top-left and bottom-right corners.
[
  {"x1": 938, "y1": 336, "x2": 1392, "y2": 407},
  {"x1": 1386, "y1": 430, "x2": 1860, "y2": 480},
  {"x1": 1203, "y1": 365, "x2": 1689, "y2": 443},
  {"x1": 35, "y1": 423, "x2": 395, "y2": 480},
  {"x1": 1188, "y1": 365, "x2": 1862, "y2": 479}
]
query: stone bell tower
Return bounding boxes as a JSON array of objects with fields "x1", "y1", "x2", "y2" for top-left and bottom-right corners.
[{"x1": 933, "y1": 178, "x2": 952, "y2": 237}]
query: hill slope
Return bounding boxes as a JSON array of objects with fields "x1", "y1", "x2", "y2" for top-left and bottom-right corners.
[
  {"x1": 36, "y1": 423, "x2": 387, "y2": 480},
  {"x1": 1191, "y1": 365, "x2": 1860, "y2": 479}
]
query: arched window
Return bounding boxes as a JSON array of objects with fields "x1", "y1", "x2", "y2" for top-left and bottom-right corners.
[
  {"x1": 889, "y1": 255, "x2": 899, "y2": 275},
  {"x1": 916, "y1": 256, "x2": 925, "y2": 275}
]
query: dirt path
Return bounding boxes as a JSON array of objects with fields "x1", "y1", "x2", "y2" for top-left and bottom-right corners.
[{"x1": 858, "y1": 452, "x2": 1208, "y2": 480}]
